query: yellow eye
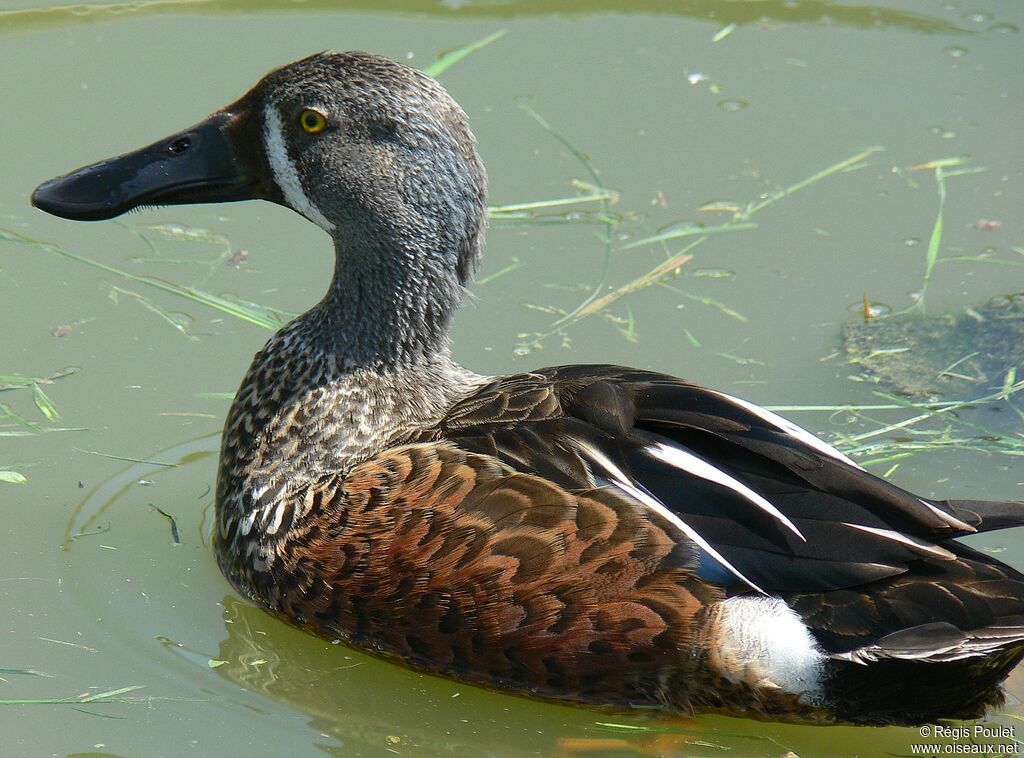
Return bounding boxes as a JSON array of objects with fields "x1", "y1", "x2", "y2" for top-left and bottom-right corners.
[{"x1": 299, "y1": 109, "x2": 328, "y2": 134}]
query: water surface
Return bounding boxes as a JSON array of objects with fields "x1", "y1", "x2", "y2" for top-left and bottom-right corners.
[{"x1": 2, "y1": 1, "x2": 1022, "y2": 756}]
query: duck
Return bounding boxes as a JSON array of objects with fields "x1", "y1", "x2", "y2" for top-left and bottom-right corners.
[{"x1": 32, "y1": 51, "x2": 1024, "y2": 726}]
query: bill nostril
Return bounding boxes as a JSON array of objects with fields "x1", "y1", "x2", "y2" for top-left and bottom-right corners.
[{"x1": 168, "y1": 136, "x2": 192, "y2": 155}]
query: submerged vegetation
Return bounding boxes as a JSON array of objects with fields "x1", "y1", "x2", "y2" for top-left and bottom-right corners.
[
  {"x1": 506, "y1": 126, "x2": 882, "y2": 353},
  {"x1": 0, "y1": 368, "x2": 83, "y2": 483},
  {"x1": 0, "y1": 684, "x2": 145, "y2": 710}
]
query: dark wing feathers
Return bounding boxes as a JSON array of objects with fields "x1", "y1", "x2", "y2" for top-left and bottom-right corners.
[
  {"x1": 947, "y1": 498, "x2": 1024, "y2": 533},
  {"x1": 790, "y1": 543, "x2": 1024, "y2": 655},
  {"x1": 427, "y1": 364, "x2": 1024, "y2": 654},
  {"x1": 621, "y1": 375, "x2": 973, "y2": 537},
  {"x1": 436, "y1": 366, "x2": 963, "y2": 590},
  {"x1": 615, "y1": 437, "x2": 802, "y2": 552}
]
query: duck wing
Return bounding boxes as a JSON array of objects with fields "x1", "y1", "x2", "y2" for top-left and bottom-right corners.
[{"x1": 430, "y1": 364, "x2": 1024, "y2": 657}]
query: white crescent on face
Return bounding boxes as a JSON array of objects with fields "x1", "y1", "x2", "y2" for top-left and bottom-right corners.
[{"x1": 263, "y1": 104, "x2": 336, "y2": 233}]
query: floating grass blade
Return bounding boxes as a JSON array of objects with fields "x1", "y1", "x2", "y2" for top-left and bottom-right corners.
[
  {"x1": 73, "y1": 448, "x2": 177, "y2": 467},
  {"x1": 0, "y1": 668, "x2": 53, "y2": 678},
  {"x1": 941, "y1": 255, "x2": 1024, "y2": 269},
  {"x1": 79, "y1": 685, "x2": 145, "y2": 703},
  {"x1": 488, "y1": 187, "x2": 619, "y2": 226},
  {"x1": 574, "y1": 251, "x2": 696, "y2": 322},
  {"x1": 0, "y1": 470, "x2": 28, "y2": 484},
  {"x1": 848, "y1": 434, "x2": 1024, "y2": 463},
  {"x1": 514, "y1": 141, "x2": 889, "y2": 351},
  {"x1": 0, "y1": 428, "x2": 86, "y2": 438},
  {"x1": 765, "y1": 373, "x2": 1024, "y2": 464},
  {"x1": 0, "y1": 401, "x2": 42, "y2": 431},
  {"x1": 110, "y1": 285, "x2": 199, "y2": 341},
  {"x1": 1, "y1": 368, "x2": 77, "y2": 392},
  {"x1": 896, "y1": 157, "x2": 992, "y2": 312},
  {"x1": 196, "y1": 391, "x2": 236, "y2": 400},
  {"x1": 2, "y1": 367, "x2": 79, "y2": 450},
  {"x1": 31, "y1": 384, "x2": 60, "y2": 422},
  {"x1": 622, "y1": 221, "x2": 757, "y2": 251},
  {"x1": 675, "y1": 291, "x2": 748, "y2": 323},
  {"x1": 0, "y1": 684, "x2": 145, "y2": 706},
  {"x1": 919, "y1": 166, "x2": 947, "y2": 310},
  {"x1": 595, "y1": 721, "x2": 652, "y2": 732},
  {"x1": 476, "y1": 258, "x2": 522, "y2": 285},
  {"x1": 423, "y1": 30, "x2": 507, "y2": 78},
  {"x1": 518, "y1": 101, "x2": 605, "y2": 190},
  {"x1": 489, "y1": 190, "x2": 618, "y2": 217},
  {"x1": 766, "y1": 401, "x2": 967, "y2": 413},
  {"x1": 0, "y1": 228, "x2": 288, "y2": 330},
  {"x1": 151, "y1": 505, "x2": 181, "y2": 544},
  {"x1": 848, "y1": 386, "x2": 1023, "y2": 459},
  {"x1": 712, "y1": 22, "x2": 738, "y2": 42},
  {"x1": 0, "y1": 374, "x2": 39, "y2": 388},
  {"x1": 739, "y1": 146, "x2": 884, "y2": 220},
  {"x1": 516, "y1": 101, "x2": 618, "y2": 343}
]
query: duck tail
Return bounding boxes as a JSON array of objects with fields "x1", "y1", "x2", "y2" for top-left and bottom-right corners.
[
  {"x1": 825, "y1": 642, "x2": 1024, "y2": 725},
  {"x1": 944, "y1": 499, "x2": 1024, "y2": 534}
]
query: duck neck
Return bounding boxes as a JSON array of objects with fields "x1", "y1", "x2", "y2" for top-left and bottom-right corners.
[
  {"x1": 215, "y1": 233, "x2": 484, "y2": 582},
  {"x1": 300, "y1": 235, "x2": 463, "y2": 370}
]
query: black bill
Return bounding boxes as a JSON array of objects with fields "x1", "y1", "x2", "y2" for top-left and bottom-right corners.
[{"x1": 32, "y1": 111, "x2": 269, "y2": 221}]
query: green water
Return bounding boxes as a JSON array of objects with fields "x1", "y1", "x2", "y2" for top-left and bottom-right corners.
[{"x1": 2, "y1": 1, "x2": 1022, "y2": 756}]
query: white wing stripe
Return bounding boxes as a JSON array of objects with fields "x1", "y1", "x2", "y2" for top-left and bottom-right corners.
[
  {"x1": 920, "y1": 499, "x2": 976, "y2": 533},
  {"x1": 645, "y1": 441, "x2": 805, "y2": 542},
  {"x1": 713, "y1": 390, "x2": 860, "y2": 468},
  {"x1": 841, "y1": 522, "x2": 956, "y2": 560},
  {"x1": 573, "y1": 439, "x2": 767, "y2": 595}
]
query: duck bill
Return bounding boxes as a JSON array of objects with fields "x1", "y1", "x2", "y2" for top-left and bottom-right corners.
[{"x1": 32, "y1": 110, "x2": 271, "y2": 221}]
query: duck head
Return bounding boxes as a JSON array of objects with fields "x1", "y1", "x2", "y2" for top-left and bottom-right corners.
[{"x1": 32, "y1": 52, "x2": 487, "y2": 288}]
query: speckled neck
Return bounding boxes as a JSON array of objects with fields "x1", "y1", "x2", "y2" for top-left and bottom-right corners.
[
  {"x1": 302, "y1": 235, "x2": 467, "y2": 370},
  {"x1": 213, "y1": 220, "x2": 482, "y2": 506},
  {"x1": 221, "y1": 322, "x2": 481, "y2": 483},
  {"x1": 214, "y1": 228, "x2": 487, "y2": 544}
]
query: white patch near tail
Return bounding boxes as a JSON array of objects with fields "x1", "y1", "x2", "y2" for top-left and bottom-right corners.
[
  {"x1": 263, "y1": 106, "x2": 335, "y2": 232},
  {"x1": 715, "y1": 595, "x2": 826, "y2": 702}
]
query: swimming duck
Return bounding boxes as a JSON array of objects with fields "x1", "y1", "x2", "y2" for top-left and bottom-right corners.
[{"x1": 33, "y1": 52, "x2": 1024, "y2": 726}]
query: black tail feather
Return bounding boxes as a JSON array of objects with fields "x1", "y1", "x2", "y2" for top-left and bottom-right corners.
[
  {"x1": 826, "y1": 644, "x2": 1024, "y2": 725},
  {"x1": 946, "y1": 499, "x2": 1024, "y2": 534}
]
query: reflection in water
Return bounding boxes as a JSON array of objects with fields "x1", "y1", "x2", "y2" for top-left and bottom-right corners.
[
  {"x1": 205, "y1": 598, "x2": 1024, "y2": 757},
  {"x1": 210, "y1": 597, "x2": 722, "y2": 757},
  {"x1": 63, "y1": 432, "x2": 219, "y2": 547},
  {"x1": 0, "y1": 0, "x2": 977, "y2": 37}
]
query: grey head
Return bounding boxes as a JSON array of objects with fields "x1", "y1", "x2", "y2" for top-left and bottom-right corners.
[
  {"x1": 33, "y1": 52, "x2": 489, "y2": 366},
  {"x1": 251, "y1": 53, "x2": 487, "y2": 287}
]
